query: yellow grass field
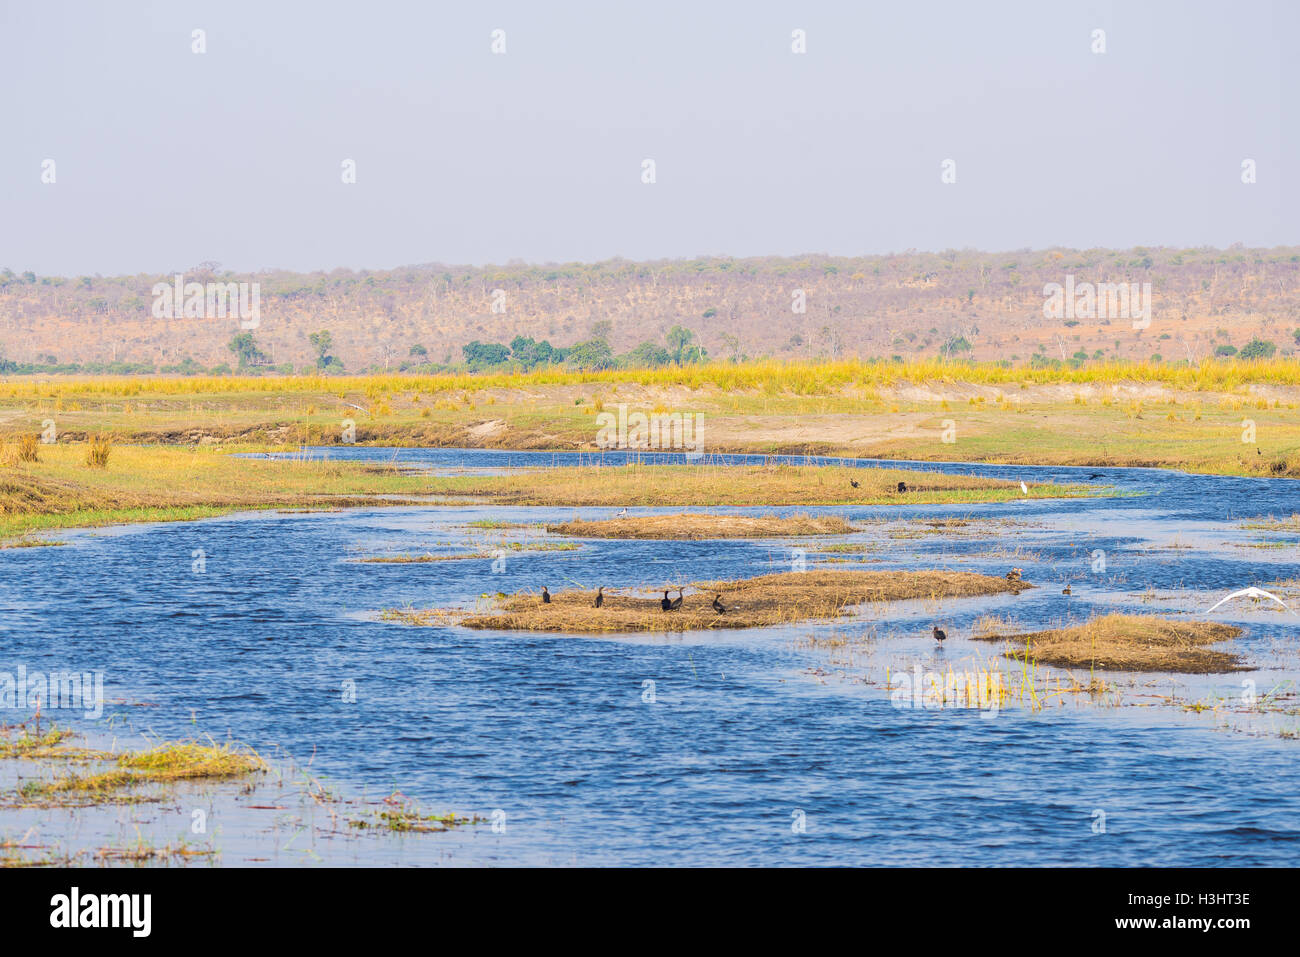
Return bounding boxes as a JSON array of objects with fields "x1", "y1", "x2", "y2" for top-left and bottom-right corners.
[{"x1": 4, "y1": 358, "x2": 1298, "y2": 476}]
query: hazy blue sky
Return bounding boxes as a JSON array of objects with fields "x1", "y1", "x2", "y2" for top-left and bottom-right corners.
[{"x1": 1, "y1": 0, "x2": 1294, "y2": 275}]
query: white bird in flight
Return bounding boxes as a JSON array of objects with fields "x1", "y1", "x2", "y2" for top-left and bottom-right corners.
[{"x1": 1206, "y1": 586, "x2": 1294, "y2": 614}]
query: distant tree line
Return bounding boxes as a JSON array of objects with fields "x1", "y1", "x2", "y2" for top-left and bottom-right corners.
[{"x1": 0, "y1": 327, "x2": 1289, "y2": 377}]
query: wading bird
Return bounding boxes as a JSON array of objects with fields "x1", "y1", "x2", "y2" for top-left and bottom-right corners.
[
  {"x1": 617, "y1": 508, "x2": 629, "y2": 517},
  {"x1": 712, "y1": 594, "x2": 728, "y2": 613},
  {"x1": 541, "y1": 586, "x2": 551, "y2": 604},
  {"x1": 1206, "y1": 586, "x2": 1294, "y2": 614},
  {"x1": 933, "y1": 626, "x2": 946, "y2": 643},
  {"x1": 1020, "y1": 481, "x2": 1029, "y2": 494},
  {"x1": 594, "y1": 586, "x2": 604, "y2": 608}
]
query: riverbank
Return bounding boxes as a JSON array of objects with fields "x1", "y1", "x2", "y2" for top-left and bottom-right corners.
[
  {"x1": 5, "y1": 362, "x2": 1300, "y2": 476},
  {"x1": 0, "y1": 444, "x2": 1096, "y2": 541},
  {"x1": 0, "y1": 444, "x2": 434, "y2": 539}
]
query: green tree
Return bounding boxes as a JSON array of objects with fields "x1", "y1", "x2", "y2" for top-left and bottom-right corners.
[
  {"x1": 621, "y1": 341, "x2": 672, "y2": 368},
  {"x1": 567, "y1": 337, "x2": 614, "y2": 370},
  {"x1": 665, "y1": 325, "x2": 707, "y2": 364},
  {"x1": 309, "y1": 330, "x2": 335, "y2": 370},
  {"x1": 1239, "y1": 338, "x2": 1276, "y2": 360},
  {"x1": 666, "y1": 325, "x2": 694, "y2": 361},
  {"x1": 939, "y1": 335, "x2": 972, "y2": 358},
  {"x1": 508, "y1": 336, "x2": 564, "y2": 370},
  {"x1": 462, "y1": 341, "x2": 511, "y2": 368},
  {"x1": 227, "y1": 332, "x2": 267, "y2": 368}
]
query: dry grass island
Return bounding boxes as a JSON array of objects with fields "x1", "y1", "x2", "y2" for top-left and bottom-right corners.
[
  {"x1": 383, "y1": 569, "x2": 1034, "y2": 633},
  {"x1": 544, "y1": 512, "x2": 859, "y2": 539},
  {"x1": 974, "y1": 614, "x2": 1245, "y2": 673}
]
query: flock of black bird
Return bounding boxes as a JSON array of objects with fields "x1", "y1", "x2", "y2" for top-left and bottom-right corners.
[
  {"x1": 847, "y1": 478, "x2": 908, "y2": 492},
  {"x1": 660, "y1": 589, "x2": 683, "y2": 611},
  {"x1": 535, "y1": 584, "x2": 731, "y2": 613}
]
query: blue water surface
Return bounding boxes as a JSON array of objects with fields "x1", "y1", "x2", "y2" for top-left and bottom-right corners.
[{"x1": 3, "y1": 449, "x2": 1298, "y2": 865}]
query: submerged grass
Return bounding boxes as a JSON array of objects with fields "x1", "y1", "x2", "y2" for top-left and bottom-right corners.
[
  {"x1": 0, "y1": 722, "x2": 76, "y2": 758},
  {"x1": 356, "y1": 542, "x2": 580, "y2": 563},
  {"x1": 974, "y1": 613, "x2": 1245, "y2": 674},
  {"x1": 347, "y1": 793, "x2": 487, "y2": 834},
  {"x1": 18, "y1": 741, "x2": 265, "y2": 801},
  {"x1": 387, "y1": 569, "x2": 1033, "y2": 633}
]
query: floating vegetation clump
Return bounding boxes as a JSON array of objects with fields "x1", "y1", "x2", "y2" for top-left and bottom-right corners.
[
  {"x1": 347, "y1": 793, "x2": 486, "y2": 834},
  {"x1": 1241, "y1": 513, "x2": 1300, "y2": 531},
  {"x1": 93, "y1": 839, "x2": 215, "y2": 864}
]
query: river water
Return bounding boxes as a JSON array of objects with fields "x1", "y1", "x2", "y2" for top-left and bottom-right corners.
[{"x1": 2, "y1": 449, "x2": 1298, "y2": 865}]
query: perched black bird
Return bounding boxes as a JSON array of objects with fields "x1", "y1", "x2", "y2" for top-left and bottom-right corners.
[
  {"x1": 712, "y1": 594, "x2": 728, "y2": 613},
  {"x1": 850, "y1": 478, "x2": 861, "y2": 489},
  {"x1": 933, "y1": 626, "x2": 946, "y2": 643},
  {"x1": 661, "y1": 590, "x2": 672, "y2": 611},
  {"x1": 897, "y1": 481, "x2": 908, "y2": 493},
  {"x1": 668, "y1": 589, "x2": 684, "y2": 611},
  {"x1": 541, "y1": 586, "x2": 551, "y2": 604},
  {"x1": 594, "y1": 586, "x2": 604, "y2": 608}
]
